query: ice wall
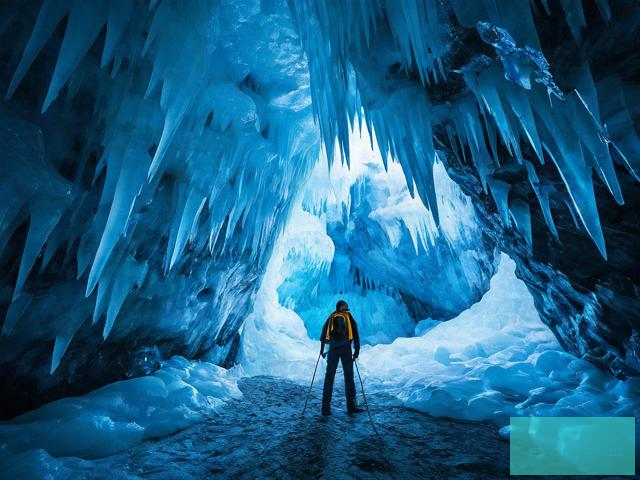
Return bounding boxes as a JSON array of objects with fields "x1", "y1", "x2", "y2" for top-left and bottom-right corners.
[
  {"x1": 0, "y1": 0, "x2": 318, "y2": 416},
  {"x1": 287, "y1": 0, "x2": 640, "y2": 377}
]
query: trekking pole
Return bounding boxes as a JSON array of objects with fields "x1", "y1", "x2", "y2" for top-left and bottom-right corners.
[
  {"x1": 355, "y1": 358, "x2": 398, "y2": 478},
  {"x1": 301, "y1": 351, "x2": 322, "y2": 416},
  {"x1": 354, "y1": 358, "x2": 379, "y2": 436}
]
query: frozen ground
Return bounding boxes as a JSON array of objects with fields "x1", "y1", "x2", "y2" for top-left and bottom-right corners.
[
  {"x1": 2, "y1": 376, "x2": 516, "y2": 479},
  {"x1": 1, "y1": 253, "x2": 639, "y2": 477}
]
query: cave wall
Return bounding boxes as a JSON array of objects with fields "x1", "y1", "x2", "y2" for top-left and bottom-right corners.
[
  {"x1": 1, "y1": 0, "x2": 639, "y2": 420},
  {"x1": 0, "y1": 0, "x2": 318, "y2": 418}
]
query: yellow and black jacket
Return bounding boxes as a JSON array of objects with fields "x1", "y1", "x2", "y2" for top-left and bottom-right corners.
[{"x1": 320, "y1": 310, "x2": 360, "y2": 356}]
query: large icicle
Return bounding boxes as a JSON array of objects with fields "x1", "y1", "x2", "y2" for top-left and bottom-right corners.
[
  {"x1": 42, "y1": 1, "x2": 108, "y2": 111},
  {"x1": 5, "y1": 0, "x2": 68, "y2": 99},
  {"x1": 86, "y1": 147, "x2": 148, "y2": 296},
  {"x1": 13, "y1": 200, "x2": 65, "y2": 300}
]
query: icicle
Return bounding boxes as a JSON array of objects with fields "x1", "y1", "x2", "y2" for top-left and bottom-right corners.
[
  {"x1": 39, "y1": 215, "x2": 68, "y2": 273},
  {"x1": 509, "y1": 199, "x2": 532, "y2": 248},
  {"x1": 568, "y1": 91, "x2": 623, "y2": 204},
  {"x1": 147, "y1": 50, "x2": 203, "y2": 180},
  {"x1": 51, "y1": 335, "x2": 73, "y2": 374},
  {"x1": 51, "y1": 299, "x2": 93, "y2": 373},
  {"x1": 1, "y1": 294, "x2": 32, "y2": 336},
  {"x1": 92, "y1": 276, "x2": 113, "y2": 325},
  {"x1": 104, "y1": 258, "x2": 148, "y2": 339},
  {"x1": 503, "y1": 81, "x2": 544, "y2": 164},
  {"x1": 594, "y1": 0, "x2": 611, "y2": 21},
  {"x1": 563, "y1": 199, "x2": 582, "y2": 230},
  {"x1": 86, "y1": 148, "x2": 147, "y2": 296},
  {"x1": 598, "y1": 77, "x2": 640, "y2": 181},
  {"x1": 464, "y1": 67, "x2": 519, "y2": 159},
  {"x1": 101, "y1": 0, "x2": 133, "y2": 69},
  {"x1": 459, "y1": 104, "x2": 492, "y2": 191},
  {"x1": 42, "y1": 1, "x2": 108, "y2": 112},
  {"x1": 524, "y1": 161, "x2": 558, "y2": 238},
  {"x1": 488, "y1": 178, "x2": 511, "y2": 227},
  {"x1": 168, "y1": 188, "x2": 207, "y2": 271},
  {"x1": 14, "y1": 200, "x2": 65, "y2": 300},
  {"x1": 5, "y1": 0, "x2": 68, "y2": 99},
  {"x1": 533, "y1": 88, "x2": 607, "y2": 258},
  {"x1": 559, "y1": 0, "x2": 586, "y2": 42}
]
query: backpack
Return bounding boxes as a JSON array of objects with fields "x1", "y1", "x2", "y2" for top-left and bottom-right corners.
[{"x1": 328, "y1": 312, "x2": 350, "y2": 341}]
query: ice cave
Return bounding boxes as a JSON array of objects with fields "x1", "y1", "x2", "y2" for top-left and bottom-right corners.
[{"x1": 0, "y1": 0, "x2": 639, "y2": 478}]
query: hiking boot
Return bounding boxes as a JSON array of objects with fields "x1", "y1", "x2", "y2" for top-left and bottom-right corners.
[{"x1": 347, "y1": 407, "x2": 365, "y2": 414}]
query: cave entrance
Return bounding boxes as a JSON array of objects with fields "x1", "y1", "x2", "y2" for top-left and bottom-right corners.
[
  {"x1": 237, "y1": 125, "x2": 621, "y2": 425},
  {"x1": 265, "y1": 124, "x2": 497, "y2": 346}
]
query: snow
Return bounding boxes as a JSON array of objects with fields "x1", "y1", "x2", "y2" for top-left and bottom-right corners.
[
  {"x1": 237, "y1": 207, "x2": 323, "y2": 381},
  {"x1": 242, "y1": 251, "x2": 640, "y2": 427},
  {"x1": 357, "y1": 254, "x2": 640, "y2": 423},
  {"x1": 0, "y1": 357, "x2": 240, "y2": 461}
]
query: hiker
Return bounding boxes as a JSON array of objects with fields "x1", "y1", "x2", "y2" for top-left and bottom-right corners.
[{"x1": 319, "y1": 300, "x2": 364, "y2": 416}]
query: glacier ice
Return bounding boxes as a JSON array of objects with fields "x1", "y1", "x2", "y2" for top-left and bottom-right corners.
[
  {"x1": 238, "y1": 124, "x2": 497, "y2": 374},
  {"x1": 284, "y1": 0, "x2": 640, "y2": 378},
  {"x1": 0, "y1": 0, "x2": 639, "y2": 446},
  {"x1": 272, "y1": 126, "x2": 497, "y2": 344},
  {"x1": 0, "y1": 0, "x2": 319, "y2": 383}
]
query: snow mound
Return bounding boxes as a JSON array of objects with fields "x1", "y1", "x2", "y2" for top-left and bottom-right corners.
[
  {"x1": 0, "y1": 357, "x2": 240, "y2": 460},
  {"x1": 359, "y1": 254, "x2": 640, "y2": 424}
]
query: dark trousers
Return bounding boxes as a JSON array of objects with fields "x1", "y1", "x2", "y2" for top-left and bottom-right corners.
[{"x1": 322, "y1": 344, "x2": 356, "y2": 413}]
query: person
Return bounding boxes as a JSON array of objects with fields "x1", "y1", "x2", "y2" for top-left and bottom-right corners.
[{"x1": 319, "y1": 300, "x2": 364, "y2": 416}]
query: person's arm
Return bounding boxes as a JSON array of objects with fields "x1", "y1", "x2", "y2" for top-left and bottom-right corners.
[
  {"x1": 320, "y1": 318, "x2": 329, "y2": 356},
  {"x1": 350, "y1": 314, "x2": 360, "y2": 359}
]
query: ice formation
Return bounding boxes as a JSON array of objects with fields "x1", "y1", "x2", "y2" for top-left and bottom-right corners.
[
  {"x1": 288, "y1": 0, "x2": 638, "y2": 259},
  {"x1": 286, "y1": 0, "x2": 640, "y2": 377},
  {"x1": 0, "y1": 357, "x2": 240, "y2": 461},
  {"x1": 0, "y1": 2, "x2": 638, "y2": 466},
  {"x1": 252, "y1": 126, "x2": 496, "y2": 346},
  {"x1": 0, "y1": 0, "x2": 318, "y2": 393}
]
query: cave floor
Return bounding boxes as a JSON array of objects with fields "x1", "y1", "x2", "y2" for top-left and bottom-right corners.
[{"x1": 60, "y1": 376, "x2": 596, "y2": 479}]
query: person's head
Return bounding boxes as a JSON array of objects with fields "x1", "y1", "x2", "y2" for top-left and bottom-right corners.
[{"x1": 336, "y1": 300, "x2": 349, "y2": 312}]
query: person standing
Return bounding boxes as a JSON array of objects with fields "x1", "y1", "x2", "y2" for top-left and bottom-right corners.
[{"x1": 319, "y1": 300, "x2": 364, "y2": 416}]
